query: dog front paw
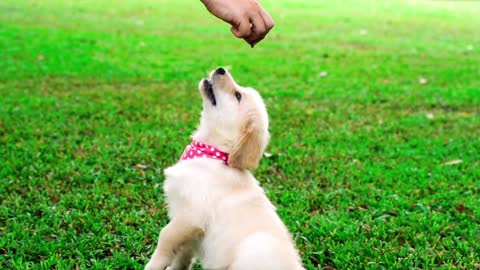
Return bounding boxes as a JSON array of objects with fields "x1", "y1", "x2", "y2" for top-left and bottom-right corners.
[{"x1": 145, "y1": 257, "x2": 169, "y2": 270}]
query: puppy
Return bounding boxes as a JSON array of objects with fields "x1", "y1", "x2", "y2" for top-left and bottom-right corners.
[{"x1": 146, "y1": 68, "x2": 304, "y2": 270}]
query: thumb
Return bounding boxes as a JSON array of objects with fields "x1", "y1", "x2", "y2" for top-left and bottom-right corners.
[{"x1": 230, "y1": 18, "x2": 252, "y2": 38}]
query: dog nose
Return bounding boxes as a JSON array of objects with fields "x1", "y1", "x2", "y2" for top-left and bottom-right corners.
[{"x1": 215, "y1": 68, "x2": 226, "y2": 75}]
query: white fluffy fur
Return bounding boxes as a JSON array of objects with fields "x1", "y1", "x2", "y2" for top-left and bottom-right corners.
[{"x1": 145, "y1": 69, "x2": 304, "y2": 270}]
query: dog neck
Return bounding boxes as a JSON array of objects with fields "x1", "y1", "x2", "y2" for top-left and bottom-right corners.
[{"x1": 180, "y1": 141, "x2": 229, "y2": 165}]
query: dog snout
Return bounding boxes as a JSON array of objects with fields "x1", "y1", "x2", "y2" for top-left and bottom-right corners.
[{"x1": 215, "y1": 67, "x2": 226, "y2": 75}]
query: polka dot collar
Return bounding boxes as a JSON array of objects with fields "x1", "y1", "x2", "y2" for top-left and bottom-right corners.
[{"x1": 180, "y1": 140, "x2": 229, "y2": 165}]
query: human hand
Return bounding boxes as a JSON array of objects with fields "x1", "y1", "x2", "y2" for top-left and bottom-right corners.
[{"x1": 201, "y1": 0, "x2": 274, "y2": 47}]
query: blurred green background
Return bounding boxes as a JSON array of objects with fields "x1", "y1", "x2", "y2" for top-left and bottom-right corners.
[{"x1": 0, "y1": 0, "x2": 479, "y2": 269}]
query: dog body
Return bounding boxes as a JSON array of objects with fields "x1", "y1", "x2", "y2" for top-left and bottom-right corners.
[
  {"x1": 146, "y1": 68, "x2": 304, "y2": 270},
  {"x1": 163, "y1": 159, "x2": 301, "y2": 270}
]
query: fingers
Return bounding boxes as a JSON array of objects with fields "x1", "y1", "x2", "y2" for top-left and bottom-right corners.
[
  {"x1": 260, "y1": 8, "x2": 275, "y2": 33},
  {"x1": 244, "y1": 8, "x2": 275, "y2": 47},
  {"x1": 230, "y1": 18, "x2": 252, "y2": 39},
  {"x1": 245, "y1": 14, "x2": 267, "y2": 47},
  {"x1": 215, "y1": 0, "x2": 274, "y2": 47}
]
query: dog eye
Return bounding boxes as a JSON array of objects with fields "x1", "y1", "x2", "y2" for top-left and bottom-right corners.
[{"x1": 234, "y1": 91, "x2": 242, "y2": 102}]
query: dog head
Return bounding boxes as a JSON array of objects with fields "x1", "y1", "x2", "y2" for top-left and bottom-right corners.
[{"x1": 193, "y1": 68, "x2": 269, "y2": 170}]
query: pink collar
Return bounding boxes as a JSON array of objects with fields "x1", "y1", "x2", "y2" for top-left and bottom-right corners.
[{"x1": 180, "y1": 140, "x2": 229, "y2": 165}]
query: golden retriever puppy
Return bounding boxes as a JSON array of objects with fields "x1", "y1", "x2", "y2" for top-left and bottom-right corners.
[{"x1": 145, "y1": 68, "x2": 304, "y2": 270}]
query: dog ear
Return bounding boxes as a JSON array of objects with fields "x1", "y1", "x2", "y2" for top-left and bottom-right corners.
[{"x1": 229, "y1": 114, "x2": 266, "y2": 169}]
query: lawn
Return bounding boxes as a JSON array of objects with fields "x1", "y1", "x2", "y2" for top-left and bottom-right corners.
[{"x1": 0, "y1": 0, "x2": 479, "y2": 269}]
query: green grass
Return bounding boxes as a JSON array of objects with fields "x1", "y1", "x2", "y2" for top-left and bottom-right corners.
[{"x1": 1, "y1": 0, "x2": 479, "y2": 269}]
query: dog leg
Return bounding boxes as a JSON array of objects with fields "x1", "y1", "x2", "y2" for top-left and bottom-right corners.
[
  {"x1": 166, "y1": 245, "x2": 195, "y2": 270},
  {"x1": 145, "y1": 218, "x2": 203, "y2": 270}
]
